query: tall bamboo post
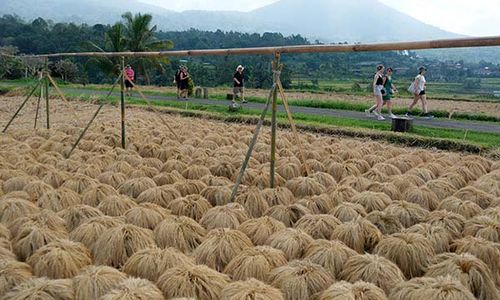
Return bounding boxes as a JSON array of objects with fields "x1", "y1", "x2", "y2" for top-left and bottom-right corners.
[
  {"x1": 34, "y1": 84, "x2": 42, "y2": 129},
  {"x1": 270, "y1": 52, "x2": 281, "y2": 188},
  {"x1": 44, "y1": 57, "x2": 50, "y2": 129},
  {"x1": 120, "y1": 57, "x2": 126, "y2": 149}
]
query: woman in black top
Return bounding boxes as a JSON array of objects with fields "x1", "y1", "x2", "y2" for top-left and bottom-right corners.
[
  {"x1": 179, "y1": 66, "x2": 189, "y2": 100},
  {"x1": 366, "y1": 64, "x2": 386, "y2": 121},
  {"x1": 232, "y1": 65, "x2": 247, "y2": 104}
]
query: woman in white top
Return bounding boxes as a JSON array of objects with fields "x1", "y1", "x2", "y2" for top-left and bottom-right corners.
[{"x1": 406, "y1": 66, "x2": 432, "y2": 118}]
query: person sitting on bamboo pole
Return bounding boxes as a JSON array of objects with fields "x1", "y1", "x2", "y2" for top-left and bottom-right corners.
[
  {"x1": 124, "y1": 65, "x2": 135, "y2": 96},
  {"x1": 232, "y1": 65, "x2": 247, "y2": 104}
]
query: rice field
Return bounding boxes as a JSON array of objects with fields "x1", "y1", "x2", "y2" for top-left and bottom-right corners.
[{"x1": 0, "y1": 96, "x2": 499, "y2": 300}]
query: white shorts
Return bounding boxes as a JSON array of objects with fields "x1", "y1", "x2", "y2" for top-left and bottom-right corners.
[{"x1": 373, "y1": 85, "x2": 384, "y2": 96}]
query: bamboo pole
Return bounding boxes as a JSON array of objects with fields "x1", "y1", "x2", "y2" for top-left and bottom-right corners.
[
  {"x1": 270, "y1": 52, "x2": 280, "y2": 188},
  {"x1": 44, "y1": 58, "x2": 50, "y2": 129},
  {"x1": 2, "y1": 81, "x2": 41, "y2": 133},
  {"x1": 46, "y1": 73, "x2": 81, "y2": 123},
  {"x1": 20, "y1": 36, "x2": 500, "y2": 59},
  {"x1": 34, "y1": 84, "x2": 42, "y2": 129},
  {"x1": 120, "y1": 57, "x2": 126, "y2": 149}
]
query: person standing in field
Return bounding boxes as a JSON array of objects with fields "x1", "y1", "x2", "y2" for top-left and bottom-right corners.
[
  {"x1": 232, "y1": 65, "x2": 247, "y2": 104},
  {"x1": 366, "y1": 64, "x2": 386, "y2": 121},
  {"x1": 366, "y1": 67, "x2": 398, "y2": 119},
  {"x1": 173, "y1": 65, "x2": 182, "y2": 99},
  {"x1": 124, "y1": 65, "x2": 135, "y2": 96},
  {"x1": 179, "y1": 66, "x2": 190, "y2": 100},
  {"x1": 406, "y1": 66, "x2": 433, "y2": 118}
]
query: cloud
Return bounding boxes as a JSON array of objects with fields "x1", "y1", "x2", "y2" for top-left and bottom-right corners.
[{"x1": 140, "y1": 0, "x2": 278, "y2": 12}]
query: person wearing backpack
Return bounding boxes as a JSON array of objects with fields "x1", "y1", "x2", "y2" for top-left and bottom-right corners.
[{"x1": 406, "y1": 66, "x2": 433, "y2": 118}]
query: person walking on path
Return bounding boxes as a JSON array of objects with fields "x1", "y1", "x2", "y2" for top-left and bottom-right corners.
[
  {"x1": 232, "y1": 65, "x2": 247, "y2": 104},
  {"x1": 366, "y1": 67, "x2": 398, "y2": 119},
  {"x1": 179, "y1": 66, "x2": 190, "y2": 100},
  {"x1": 406, "y1": 66, "x2": 433, "y2": 118},
  {"x1": 124, "y1": 65, "x2": 135, "y2": 97},
  {"x1": 173, "y1": 66, "x2": 182, "y2": 99},
  {"x1": 366, "y1": 64, "x2": 386, "y2": 121}
]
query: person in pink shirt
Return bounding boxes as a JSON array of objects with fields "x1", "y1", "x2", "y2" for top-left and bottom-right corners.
[{"x1": 124, "y1": 65, "x2": 135, "y2": 96}]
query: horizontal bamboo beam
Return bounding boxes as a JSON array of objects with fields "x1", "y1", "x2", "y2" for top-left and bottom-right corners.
[{"x1": 17, "y1": 36, "x2": 500, "y2": 58}]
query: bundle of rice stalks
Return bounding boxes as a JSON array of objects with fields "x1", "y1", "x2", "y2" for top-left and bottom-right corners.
[
  {"x1": 3, "y1": 277, "x2": 74, "y2": 300},
  {"x1": 124, "y1": 203, "x2": 169, "y2": 230},
  {"x1": 296, "y1": 194, "x2": 334, "y2": 214},
  {"x1": 363, "y1": 169, "x2": 390, "y2": 183},
  {"x1": 70, "y1": 216, "x2": 124, "y2": 249},
  {"x1": 390, "y1": 175, "x2": 425, "y2": 193},
  {"x1": 317, "y1": 281, "x2": 387, "y2": 300},
  {"x1": 383, "y1": 200, "x2": 429, "y2": 228},
  {"x1": 2, "y1": 175, "x2": 35, "y2": 193},
  {"x1": 0, "y1": 259, "x2": 33, "y2": 295},
  {"x1": 339, "y1": 176, "x2": 374, "y2": 192},
  {"x1": 200, "y1": 203, "x2": 249, "y2": 230},
  {"x1": 425, "y1": 179, "x2": 458, "y2": 200},
  {"x1": 23, "y1": 180, "x2": 54, "y2": 201},
  {"x1": 153, "y1": 170, "x2": 183, "y2": 186},
  {"x1": 238, "y1": 217, "x2": 286, "y2": 246},
  {"x1": 453, "y1": 186, "x2": 495, "y2": 209},
  {"x1": 97, "y1": 171, "x2": 128, "y2": 189},
  {"x1": 425, "y1": 210, "x2": 466, "y2": 238},
  {"x1": 262, "y1": 187, "x2": 295, "y2": 206},
  {"x1": 344, "y1": 159, "x2": 371, "y2": 174},
  {"x1": 451, "y1": 166, "x2": 481, "y2": 182},
  {"x1": 194, "y1": 228, "x2": 253, "y2": 272},
  {"x1": 351, "y1": 191, "x2": 392, "y2": 213},
  {"x1": 463, "y1": 215, "x2": 499, "y2": 242},
  {"x1": 424, "y1": 253, "x2": 497, "y2": 300},
  {"x1": 123, "y1": 246, "x2": 193, "y2": 282},
  {"x1": 301, "y1": 159, "x2": 325, "y2": 175},
  {"x1": 37, "y1": 188, "x2": 81, "y2": 212},
  {"x1": 277, "y1": 162, "x2": 301, "y2": 180},
  {"x1": 92, "y1": 224, "x2": 155, "y2": 268},
  {"x1": 294, "y1": 214, "x2": 341, "y2": 239},
  {"x1": 154, "y1": 215, "x2": 207, "y2": 253},
  {"x1": 97, "y1": 194, "x2": 138, "y2": 217},
  {"x1": 73, "y1": 265, "x2": 127, "y2": 300},
  {"x1": 264, "y1": 204, "x2": 311, "y2": 227},
  {"x1": 210, "y1": 161, "x2": 237, "y2": 179},
  {"x1": 406, "y1": 168, "x2": 435, "y2": 182},
  {"x1": 388, "y1": 276, "x2": 475, "y2": 300},
  {"x1": 105, "y1": 161, "x2": 134, "y2": 175},
  {"x1": 168, "y1": 194, "x2": 212, "y2": 222},
  {"x1": 309, "y1": 172, "x2": 337, "y2": 191},
  {"x1": 404, "y1": 223, "x2": 452, "y2": 254},
  {"x1": 162, "y1": 159, "x2": 188, "y2": 173},
  {"x1": 182, "y1": 165, "x2": 211, "y2": 180},
  {"x1": 136, "y1": 185, "x2": 182, "y2": 208},
  {"x1": 366, "y1": 211, "x2": 404, "y2": 235},
  {"x1": 364, "y1": 154, "x2": 387, "y2": 167},
  {"x1": 60, "y1": 174, "x2": 98, "y2": 194},
  {"x1": 340, "y1": 253, "x2": 405, "y2": 295},
  {"x1": 269, "y1": 260, "x2": 334, "y2": 300},
  {"x1": 58, "y1": 204, "x2": 104, "y2": 231},
  {"x1": 234, "y1": 187, "x2": 269, "y2": 218},
  {"x1": 437, "y1": 196, "x2": 483, "y2": 219},
  {"x1": 330, "y1": 217, "x2": 382, "y2": 253},
  {"x1": 173, "y1": 179, "x2": 207, "y2": 197},
  {"x1": 101, "y1": 278, "x2": 164, "y2": 300},
  {"x1": 265, "y1": 228, "x2": 313, "y2": 260},
  {"x1": 372, "y1": 163, "x2": 402, "y2": 177},
  {"x1": 156, "y1": 264, "x2": 230, "y2": 300},
  {"x1": 374, "y1": 233, "x2": 434, "y2": 278},
  {"x1": 77, "y1": 164, "x2": 103, "y2": 178},
  {"x1": 327, "y1": 162, "x2": 361, "y2": 182},
  {"x1": 367, "y1": 182, "x2": 402, "y2": 200},
  {"x1": 285, "y1": 177, "x2": 326, "y2": 198},
  {"x1": 221, "y1": 278, "x2": 284, "y2": 300},
  {"x1": 330, "y1": 202, "x2": 367, "y2": 222},
  {"x1": 42, "y1": 170, "x2": 68, "y2": 188},
  {"x1": 200, "y1": 185, "x2": 232, "y2": 206},
  {"x1": 200, "y1": 175, "x2": 233, "y2": 187},
  {"x1": 0, "y1": 223, "x2": 10, "y2": 240},
  {"x1": 0, "y1": 198, "x2": 39, "y2": 224},
  {"x1": 403, "y1": 185, "x2": 439, "y2": 211},
  {"x1": 27, "y1": 239, "x2": 91, "y2": 279},
  {"x1": 118, "y1": 177, "x2": 157, "y2": 198},
  {"x1": 81, "y1": 183, "x2": 118, "y2": 207},
  {"x1": 440, "y1": 172, "x2": 468, "y2": 189},
  {"x1": 329, "y1": 185, "x2": 359, "y2": 204},
  {"x1": 224, "y1": 246, "x2": 287, "y2": 282},
  {"x1": 304, "y1": 239, "x2": 357, "y2": 279}
]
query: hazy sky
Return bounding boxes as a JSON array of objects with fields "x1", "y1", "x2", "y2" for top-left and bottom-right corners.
[{"x1": 139, "y1": 0, "x2": 500, "y2": 36}]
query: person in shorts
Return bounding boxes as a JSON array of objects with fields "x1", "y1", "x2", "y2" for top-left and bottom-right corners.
[
  {"x1": 232, "y1": 65, "x2": 247, "y2": 104},
  {"x1": 365, "y1": 64, "x2": 386, "y2": 120},
  {"x1": 406, "y1": 66, "x2": 433, "y2": 118},
  {"x1": 179, "y1": 66, "x2": 190, "y2": 100},
  {"x1": 173, "y1": 66, "x2": 182, "y2": 99},
  {"x1": 366, "y1": 67, "x2": 398, "y2": 119},
  {"x1": 124, "y1": 65, "x2": 135, "y2": 96}
]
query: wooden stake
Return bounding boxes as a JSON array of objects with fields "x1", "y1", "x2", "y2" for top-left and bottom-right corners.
[{"x1": 270, "y1": 52, "x2": 280, "y2": 188}]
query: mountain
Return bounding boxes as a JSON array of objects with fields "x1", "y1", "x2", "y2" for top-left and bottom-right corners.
[{"x1": 0, "y1": 0, "x2": 459, "y2": 43}]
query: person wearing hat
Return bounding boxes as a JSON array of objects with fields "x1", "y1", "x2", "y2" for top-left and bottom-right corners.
[
  {"x1": 124, "y1": 65, "x2": 135, "y2": 96},
  {"x1": 232, "y1": 65, "x2": 247, "y2": 104},
  {"x1": 406, "y1": 66, "x2": 433, "y2": 118}
]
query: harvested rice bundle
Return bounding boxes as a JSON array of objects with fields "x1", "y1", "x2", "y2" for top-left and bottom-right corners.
[
  {"x1": 0, "y1": 223, "x2": 10, "y2": 240},
  {"x1": 404, "y1": 223, "x2": 452, "y2": 254},
  {"x1": 440, "y1": 172, "x2": 468, "y2": 189},
  {"x1": 124, "y1": 203, "x2": 169, "y2": 230},
  {"x1": 483, "y1": 206, "x2": 500, "y2": 220},
  {"x1": 425, "y1": 253, "x2": 498, "y2": 300},
  {"x1": 27, "y1": 239, "x2": 91, "y2": 279},
  {"x1": 285, "y1": 176, "x2": 326, "y2": 198},
  {"x1": 329, "y1": 185, "x2": 359, "y2": 204},
  {"x1": 221, "y1": 278, "x2": 284, "y2": 300},
  {"x1": 309, "y1": 172, "x2": 337, "y2": 191},
  {"x1": 341, "y1": 253, "x2": 405, "y2": 295},
  {"x1": 238, "y1": 217, "x2": 286, "y2": 246},
  {"x1": 264, "y1": 204, "x2": 311, "y2": 227},
  {"x1": 453, "y1": 186, "x2": 495, "y2": 209},
  {"x1": 200, "y1": 175, "x2": 233, "y2": 186},
  {"x1": 58, "y1": 204, "x2": 104, "y2": 231},
  {"x1": 304, "y1": 239, "x2": 357, "y2": 279},
  {"x1": 136, "y1": 185, "x2": 181, "y2": 208},
  {"x1": 224, "y1": 246, "x2": 287, "y2": 281},
  {"x1": 101, "y1": 278, "x2": 164, "y2": 300},
  {"x1": 118, "y1": 177, "x2": 156, "y2": 198},
  {"x1": 42, "y1": 170, "x2": 68, "y2": 188},
  {"x1": 265, "y1": 228, "x2": 313, "y2": 260},
  {"x1": 301, "y1": 159, "x2": 325, "y2": 175},
  {"x1": 23, "y1": 180, "x2": 54, "y2": 201},
  {"x1": 3, "y1": 277, "x2": 74, "y2": 300},
  {"x1": 61, "y1": 174, "x2": 98, "y2": 194},
  {"x1": 123, "y1": 246, "x2": 193, "y2": 282},
  {"x1": 154, "y1": 215, "x2": 207, "y2": 253},
  {"x1": 425, "y1": 179, "x2": 457, "y2": 200},
  {"x1": 73, "y1": 265, "x2": 127, "y2": 300},
  {"x1": 364, "y1": 154, "x2": 389, "y2": 167},
  {"x1": 13, "y1": 221, "x2": 69, "y2": 260},
  {"x1": 426, "y1": 210, "x2": 466, "y2": 239},
  {"x1": 330, "y1": 202, "x2": 367, "y2": 222},
  {"x1": 173, "y1": 179, "x2": 207, "y2": 196},
  {"x1": 168, "y1": 194, "x2": 212, "y2": 222},
  {"x1": 209, "y1": 161, "x2": 237, "y2": 179},
  {"x1": 97, "y1": 171, "x2": 128, "y2": 189},
  {"x1": 8, "y1": 208, "x2": 67, "y2": 239},
  {"x1": 344, "y1": 159, "x2": 371, "y2": 174},
  {"x1": 339, "y1": 176, "x2": 374, "y2": 192},
  {"x1": 70, "y1": 216, "x2": 124, "y2": 249},
  {"x1": 0, "y1": 198, "x2": 39, "y2": 224},
  {"x1": 92, "y1": 224, "x2": 155, "y2": 268},
  {"x1": 277, "y1": 162, "x2": 301, "y2": 180},
  {"x1": 331, "y1": 217, "x2": 382, "y2": 253},
  {"x1": 161, "y1": 160, "x2": 188, "y2": 174},
  {"x1": 200, "y1": 185, "x2": 232, "y2": 206},
  {"x1": 463, "y1": 215, "x2": 499, "y2": 242},
  {"x1": 142, "y1": 157, "x2": 164, "y2": 170},
  {"x1": 403, "y1": 185, "x2": 439, "y2": 211},
  {"x1": 156, "y1": 264, "x2": 230, "y2": 300},
  {"x1": 0, "y1": 259, "x2": 32, "y2": 295},
  {"x1": 473, "y1": 176, "x2": 500, "y2": 197},
  {"x1": 81, "y1": 183, "x2": 118, "y2": 207},
  {"x1": 318, "y1": 281, "x2": 387, "y2": 300},
  {"x1": 363, "y1": 169, "x2": 390, "y2": 183},
  {"x1": 262, "y1": 187, "x2": 295, "y2": 206},
  {"x1": 383, "y1": 200, "x2": 429, "y2": 228},
  {"x1": 451, "y1": 166, "x2": 479, "y2": 182},
  {"x1": 269, "y1": 260, "x2": 334, "y2": 300},
  {"x1": 153, "y1": 170, "x2": 183, "y2": 186},
  {"x1": 386, "y1": 156, "x2": 419, "y2": 173},
  {"x1": 372, "y1": 163, "x2": 402, "y2": 177},
  {"x1": 194, "y1": 228, "x2": 253, "y2": 272},
  {"x1": 367, "y1": 182, "x2": 402, "y2": 200},
  {"x1": 77, "y1": 164, "x2": 103, "y2": 178},
  {"x1": 297, "y1": 194, "x2": 335, "y2": 214},
  {"x1": 406, "y1": 168, "x2": 435, "y2": 182},
  {"x1": 437, "y1": 196, "x2": 482, "y2": 219},
  {"x1": 37, "y1": 188, "x2": 81, "y2": 212},
  {"x1": 182, "y1": 165, "x2": 211, "y2": 180},
  {"x1": 233, "y1": 189, "x2": 268, "y2": 219},
  {"x1": 366, "y1": 211, "x2": 404, "y2": 235},
  {"x1": 3, "y1": 175, "x2": 35, "y2": 193},
  {"x1": 351, "y1": 191, "x2": 392, "y2": 213},
  {"x1": 294, "y1": 214, "x2": 341, "y2": 239},
  {"x1": 96, "y1": 194, "x2": 138, "y2": 217},
  {"x1": 252, "y1": 170, "x2": 285, "y2": 189},
  {"x1": 200, "y1": 203, "x2": 249, "y2": 230},
  {"x1": 374, "y1": 233, "x2": 434, "y2": 278},
  {"x1": 389, "y1": 276, "x2": 475, "y2": 300}
]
